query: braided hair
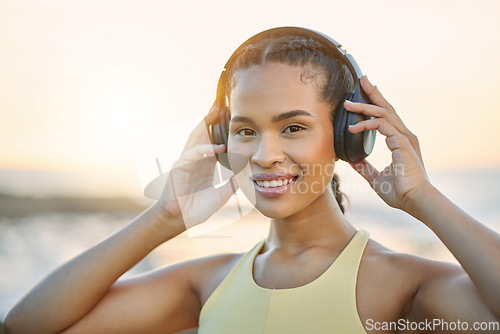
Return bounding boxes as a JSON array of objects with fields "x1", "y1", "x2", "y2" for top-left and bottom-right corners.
[{"x1": 226, "y1": 36, "x2": 352, "y2": 213}]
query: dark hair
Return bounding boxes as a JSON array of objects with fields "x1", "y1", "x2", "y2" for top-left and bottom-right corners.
[{"x1": 226, "y1": 35, "x2": 352, "y2": 213}]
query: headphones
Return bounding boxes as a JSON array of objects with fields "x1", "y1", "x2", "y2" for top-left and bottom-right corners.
[{"x1": 210, "y1": 26, "x2": 376, "y2": 169}]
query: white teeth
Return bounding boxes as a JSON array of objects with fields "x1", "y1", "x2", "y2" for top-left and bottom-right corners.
[{"x1": 255, "y1": 178, "x2": 294, "y2": 188}]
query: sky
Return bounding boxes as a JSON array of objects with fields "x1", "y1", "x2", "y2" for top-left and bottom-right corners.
[{"x1": 0, "y1": 0, "x2": 499, "y2": 197}]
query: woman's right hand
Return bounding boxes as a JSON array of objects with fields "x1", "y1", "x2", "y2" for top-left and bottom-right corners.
[{"x1": 155, "y1": 105, "x2": 237, "y2": 230}]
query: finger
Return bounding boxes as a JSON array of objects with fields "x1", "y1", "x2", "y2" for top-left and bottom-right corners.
[
  {"x1": 349, "y1": 159, "x2": 379, "y2": 186},
  {"x1": 177, "y1": 176, "x2": 238, "y2": 229},
  {"x1": 171, "y1": 162, "x2": 234, "y2": 200},
  {"x1": 182, "y1": 105, "x2": 220, "y2": 154},
  {"x1": 350, "y1": 117, "x2": 415, "y2": 154},
  {"x1": 218, "y1": 176, "x2": 239, "y2": 200},
  {"x1": 348, "y1": 116, "x2": 400, "y2": 139},
  {"x1": 175, "y1": 144, "x2": 225, "y2": 166},
  {"x1": 189, "y1": 176, "x2": 238, "y2": 215},
  {"x1": 344, "y1": 100, "x2": 400, "y2": 121},
  {"x1": 345, "y1": 97, "x2": 424, "y2": 165},
  {"x1": 344, "y1": 100, "x2": 413, "y2": 138},
  {"x1": 204, "y1": 103, "x2": 220, "y2": 126},
  {"x1": 360, "y1": 76, "x2": 399, "y2": 118}
]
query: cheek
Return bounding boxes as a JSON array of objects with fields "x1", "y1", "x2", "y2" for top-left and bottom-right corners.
[
  {"x1": 226, "y1": 138, "x2": 260, "y2": 204},
  {"x1": 317, "y1": 125, "x2": 336, "y2": 164},
  {"x1": 292, "y1": 131, "x2": 336, "y2": 183},
  {"x1": 226, "y1": 136, "x2": 252, "y2": 172},
  {"x1": 232, "y1": 161, "x2": 257, "y2": 206}
]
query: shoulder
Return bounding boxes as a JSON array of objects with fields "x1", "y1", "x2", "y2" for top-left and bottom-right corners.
[
  {"x1": 113, "y1": 250, "x2": 245, "y2": 329},
  {"x1": 361, "y1": 238, "x2": 459, "y2": 278},
  {"x1": 356, "y1": 238, "x2": 462, "y2": 320},
  {"x1": 358, "y1": 238, "x2": 497, "y2": 325},
  {"x1": 360, "y1": 236, "x2": 464, "y2": 280},
  {"x1": 178, "y1": 251, "x2": 246, "y2": 310},
  {"x1": 52, "y1": 251, "x2": 248, "y2": 333}
]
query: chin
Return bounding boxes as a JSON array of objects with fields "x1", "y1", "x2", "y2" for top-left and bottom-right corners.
[
  {"x1": 251, "y1": 196, "x2": 306, "y2": 220},
  {"x1": 255, "y1": 207, "x2": 295, "y2": 220}
]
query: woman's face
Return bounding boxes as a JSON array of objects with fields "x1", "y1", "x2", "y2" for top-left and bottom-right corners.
[{"x1": 227, "y1": 63, "x2": 338, "y2": 219}]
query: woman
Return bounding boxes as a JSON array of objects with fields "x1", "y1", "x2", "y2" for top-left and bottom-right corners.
[{"x1": 3, "y1": 28, "x2": 500, "y2": 334}]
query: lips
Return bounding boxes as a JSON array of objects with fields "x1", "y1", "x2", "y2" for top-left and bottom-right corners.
[{"x1": 252, "y1": 173, "x2": 298, "y2": 197}]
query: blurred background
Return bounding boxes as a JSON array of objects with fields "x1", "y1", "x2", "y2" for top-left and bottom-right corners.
[{"x1": 1, "y1": 0, "x2": 500, "y2": 327}]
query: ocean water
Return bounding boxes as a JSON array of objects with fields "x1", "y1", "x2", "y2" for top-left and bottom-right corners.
[{"x1": 1, "y1": 166, "x2": 499, "y2": 321}]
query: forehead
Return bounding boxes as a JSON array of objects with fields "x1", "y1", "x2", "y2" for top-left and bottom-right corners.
[{"x1": 229, "y1": 64, "x2": 323, "y2": 116}]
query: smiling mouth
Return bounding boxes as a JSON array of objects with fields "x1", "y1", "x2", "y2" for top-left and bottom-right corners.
[{"x1": 253, "y1": 175, "x2": 298, "y2": 188}]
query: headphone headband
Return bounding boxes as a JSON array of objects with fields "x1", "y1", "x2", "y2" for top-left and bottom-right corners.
[
  {"x1": 212, "y1": 26, "x2": 376, "y2": 165},
  {"x1": 223, "y1": 27, "x2": 362, "y2": 78}
]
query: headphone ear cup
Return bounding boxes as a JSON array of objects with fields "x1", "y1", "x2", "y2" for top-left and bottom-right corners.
[
  {"x1": 333, "y1": 93, "x2": 353, "y2": 161},
  {"x1": 210, "y1": 105, "x2": 232, "y2": 170},
  {"x1": 343, "y1": 86, "x2": 376, "y2": 161},
  {"x1": 343, "y1": 108, "x2": 368, "y2": 161},
  {"x1": 334, "y1": 90, "x2": 375, "y2": 162}
]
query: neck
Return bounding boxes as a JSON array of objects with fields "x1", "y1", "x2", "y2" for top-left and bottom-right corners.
[{"x1": 266, "y1": 189, "x2": 356, "y2": 251}]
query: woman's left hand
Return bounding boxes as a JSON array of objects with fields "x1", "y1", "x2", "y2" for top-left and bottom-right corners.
[{"x1": 344, "y1": 76, "x2": 430, "y2": 214}]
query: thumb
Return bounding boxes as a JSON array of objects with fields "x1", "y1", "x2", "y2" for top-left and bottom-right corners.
[
  {"x1": 215, "y1": 176, "x2": 239, "y2": 206},
  {"x1": 349, "y1": 160, "x2": 379, "y2": 186}
]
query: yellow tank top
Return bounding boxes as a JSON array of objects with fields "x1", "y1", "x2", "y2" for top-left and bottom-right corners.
[{"x1": 199, "y1": 230, "x2": 370, "y2": 333}]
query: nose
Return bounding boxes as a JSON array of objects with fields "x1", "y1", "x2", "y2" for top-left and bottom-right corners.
[{"x1": 251, "y1": 133, "x2": 286, "y2": 168}]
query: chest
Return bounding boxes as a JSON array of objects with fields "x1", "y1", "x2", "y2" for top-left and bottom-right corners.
[
  {"x1": 252, "y1": 248, "x2": 342, "y2": 289},
  {"x1": 199, "y1": 237, "x2": 420, "y2": 334},
  {"x1": 252, "y1": 250, "x2": 417, "y2": 331}
]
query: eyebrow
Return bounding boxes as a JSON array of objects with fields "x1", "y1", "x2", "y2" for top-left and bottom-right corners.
[{"x1": 230, "y1": 110, "x2": 314, "y2": 125}]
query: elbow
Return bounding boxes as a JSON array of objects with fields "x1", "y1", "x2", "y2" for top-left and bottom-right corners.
[{"x1": 3, "y1": 306, "x2": 71, "y2": 334}]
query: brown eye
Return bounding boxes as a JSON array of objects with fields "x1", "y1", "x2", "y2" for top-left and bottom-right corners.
[
  {"x1": 284, "y1": 125, "x2": 305, "y2": 133},
  {"x1": 237, "y1": 128, "x2": 256, "y2": 136}
]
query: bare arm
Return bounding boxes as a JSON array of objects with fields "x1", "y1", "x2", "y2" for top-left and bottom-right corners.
[
  {"x1": 407, "y1": 184, "x2": 500, "y2": 317},
  {"x1": 3, "y1": 105, "x2": 236, "y2": 333},
  {"x1": 346, "y1": 76, "x2": 500, "y2": 323},
  {"x1": 407, "y1": 260, "x2": 499, "y2": 333},
  {"x1": 3, "y1": 205, "x2": 187, "y2": 333}
]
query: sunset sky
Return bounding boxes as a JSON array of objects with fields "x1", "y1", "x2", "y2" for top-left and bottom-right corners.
[{"x1": 1, "y1": 0, "x2": 499, "y2": 197}]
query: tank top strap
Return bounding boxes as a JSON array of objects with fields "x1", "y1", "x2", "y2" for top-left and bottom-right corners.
[
  {"x1": 293, "y1": 229, "x2": 369, "y2": 334},
  {"x1": 334, "y1": 229, "x2": 370, "y2": 270},
  {"x1": 200, "y1": 239, "x2": 267, "y2": 321},
  {"x1": 199, "y1": 231, "x2": 370, "y2": 334},
  {"x1": 237, "y1": 239, "x2": 266, "y2": 280},
  {"x1": 212, "y1": 229, "x2": 370, "y2": 295},
  {"x1": 318, "y1": 229, "x2": 370, "y2": 285}
]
